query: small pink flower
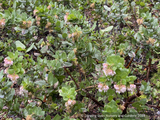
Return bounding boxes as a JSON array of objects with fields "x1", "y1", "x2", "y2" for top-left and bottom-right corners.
[
  {"x1": 103, "y1": 63, "x2": 108, "y2": 69},
  {"x1": 130, "y1": 84, "x2": 136, "y2": 89},
  {"x1": 103, "y1": 85, "x2": 109, "y2": 92},
  {"x1": 72, "y1": 100, "x2": 76, "y2": 105},
  {"x1": 98, "y1": 88, "x2": 103, "y2": 92},
  {"x1": 114, "y1": 85, "x2": 120, "y2": 93},
  {"x1": 103, "y1": 63, "x2": 116, "y2": 76},
  {"x1": 7, "y1": 74, "x2": 19, "y2": 83},
  {"x1": 64, "y1": 12, "x2": 69, "y2": 24},
  {"x1": 65, "y1": 102, "x2": 68, "y2": 107},
  {"x1": 4, "y1": 58, "x2": 13, "y2": 67},
  {"x1": 67, "y1": 99, "x2": 72, "y2": 105},
  {"x1": 98, "y1": 83, "x2": 109, "y2": 92},
  {"x1": 98, "y1": 83, "x2": 103, "y2": 92},
  {"x1": 0, "y1": 19, "x2": 5, "y2": 27},
  {"x1": 64, "y1": 15, "x2": 68, "y2": 23},
  {"x1": 19, "y1": 86, "x2": 28, "y2": 96},
  {"x1": 65, "y1": 99, "x2": 76, "y2": 107},
  {"x1": 4, "y1": 68, "x2": 9, "y2": 74},
  {"x1": 47, "y1": 5, "x2": 51, "y2": 10},
  {"x1": 104, "y1": 69, "x2": 116, "y2": 76},
  {"x1": 120, "y1": 85, "x2": 126, "y2": 93},
  {"x1": 28, "y1": 100, "x2": 33, "y2": 104},
  {"x1": 116, "y1": 90, "x2": 121, "y2": 94},
  {"x1": 127, "y1": 84, "x2": 136, "y2": 93},
  {"x1": 114, "y1": 85, "x2": 119, "y2": 90},
  {"x1": 33, "y1": 9, "x2": 38, "y2": 16},
  {"x1": 114, "y1": 84, "x2": 126, "y2": 93},
  {"x1": 98, "y1": 83, "x2": 103, "y2": 89}
]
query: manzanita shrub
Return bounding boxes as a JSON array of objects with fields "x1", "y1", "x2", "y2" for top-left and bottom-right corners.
[{"x1": 0, "y1": 0, "x2": 160, "y2": 120}]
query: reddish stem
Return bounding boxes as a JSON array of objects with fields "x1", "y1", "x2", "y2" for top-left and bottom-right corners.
[
  {"x1": 122, "y1": 83, "x2": 141, "y2": 114},
  {"x1": 64, "y1": 67, "x2": 79, "y2": 89},
  {"x1": 146, "y1": 58, "x2": 152, "y2": 82},
  {"x1": 126, "y1": 47, "x2": 139, "y2": 68}
]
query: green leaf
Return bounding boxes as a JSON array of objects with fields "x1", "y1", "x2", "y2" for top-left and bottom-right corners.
[
  {"x1": 34, "y1": 107, "x2": 45, "y2": 116},
  {"x1": 61, "y1": 52, "x2": 67, "y2": 61},
  {"x1": 131, "y1": 1, "x2": 135, "y2": 6},
  {"x1": 129, "y1": 76, "x2": 137, "y2": 82},
  {"x1": 63, "y1": 62, "x2": 72, "y2": 67},
  {"x1": 59, "y1": 87, "x2": 77, "y2": 101},
  {"x1": 26, "y1": 43, "x2": 34, "y2": 53},
  {"x1": 103, "y1": 100, "x2": 122, "y2": 115},
  {"x1": 108, "y1": 95, "x2": 113, "y2": 101},
  {"x1": 90, "y1": 22, "x2": 96, "y2": 31},
  {"x1": 129, "y1": 108, "x2": 138, "y2": 114},
  {"x1": 0, "y1": 99, "x2": 4, "y2": 110},
  {"x1": 104, "y1": 5, "x2": 110, "y2": 11},
  {"x1": 101, "y1": 26, "x2": 113, "y2": 33},
  {"x1": 107, "y1": 55, "x2": 124, "y2": 67},
  {"x1": 13, "y1": 98, "x2": 20, "y2": 111},
  {"x1": 88, "y1": 42, "x2": 92, "y2": 51},
  {"x1": 3, "y1": 82, "x2": 12, "y2": 90},
  {"x1": 53, "y1": 114, "x2": 61, "y2": 120},
  {"x1": 48, "y1": 72, "x2": 58, "y2": 86},
  {"x1": 16, "y1": 118, "x2": 21, "y2": 120},
  {"x1": 0, "y1": 70, "x2": 4, "y2": 81},
  {"x1": 140, "y1": 2, "x2": 145, "y2": 7},
  {"x1": 134, "y1": 33, "x2": 142, "y2": 42},
  {"x1": 6, "y1": 88, "x2": 15, "y2": 101},
  {"x1": 35, "y1": 80, "x2": 47, "y2": 86},
  {"x1": 68, "y1": 51, "x2": 75, "y2": 60},
  {"x1": 45, "y1": 115, "x2": 51, "y2": 120},
  {"x1": 98, "y1": 76, "x2": 106, "y2": 83},
  {"x1": 106, "y1": 89, "x2": 115, "y2": 96},
  {"x1": 7, "y1": 52, "x2": 14, "y2": 59},
  {"x1": 62, "y1": 33, "x2": 67, "y2": 38},
  {"x1": 114, "y1": 68, "x2": 129, "y2": 81},
  {"x1": 41, "y1": 45, "x2": 48, "y2": 53},
  {"x1": 15, "y1": 41, "x2": 26, "y2": 50}
]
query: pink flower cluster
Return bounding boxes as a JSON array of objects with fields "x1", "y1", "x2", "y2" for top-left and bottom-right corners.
[
  {"x1": 114, "y1": 84, "x2": 136, "y2": 94},
  {"x1": 3, "y1": 57, "x2": 19, "y2": 84},
  {"x1": 65, "y1": 99, "x2": 76, "y2": 107},
  {"x1": 98, "y1": 83, "x2": 109, "y2": 92},
  {"x1": 103, "y1": 63, "x2": 116, "y2": 76},
  {"x1": 64, "y1": 12, "x2": 69, "y2": 23},
  {"x1": 7, "y1": 74, "x2": 19, "y2": 84},
  {"x1": 4, "y1": 68, "x2": 9, "y2": 74},
  {"x1": 4, "y1": 58, "x2": 13, "y2": 67},
  {"x1": 0, "y1": 18, "x2": 5, "y2": 28},
  {"x1": 127, "y1": 84, "x2": 136, "y2": 93},
  {"x1": 114, "y1": 85, "x2": 126, "y2": 93},
  {"x1": 19, "y1": 86, "x2": 28, "y2": 96},
  {"x1": 64, "y1": 15, "x2": 68, "y2": 23}
]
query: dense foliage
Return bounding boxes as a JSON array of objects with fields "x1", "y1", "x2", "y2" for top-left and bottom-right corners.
[{"x1": 0, "y1": 0, "x2": 160, "y2": 120}]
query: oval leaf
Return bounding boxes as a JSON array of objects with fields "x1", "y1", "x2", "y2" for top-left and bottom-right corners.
[
  {"x1": 101, "y1": 26, "x2": 113, "y2": 33},
  {"x1": 15, "y1": 41, "x2": 26, "y2": 50},
  {"x1": 26, "y1": 43, "x2": 34, "y2": 53}
]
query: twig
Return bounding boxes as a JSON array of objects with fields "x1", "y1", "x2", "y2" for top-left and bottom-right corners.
[
  {"x1": 126, "y1": 47, "x2": 139, "y2": 68},
  {"x1": 85, "y1": 92, "x2": 104, "y2": 107},
  {"x1": 35, "y1": 97, "x2": 45, "y2": 103},
  {"x1": 122, "y1": 83, "x2": 141, "y2": 114},
  {"x1": 157, "y1": 99, "x2": 160, "y2": 108},
  {"x1": 78, "y1": 64, "x2": 82, "y2": 82},
  {"x1": 146, "y1": 58, "x2": 152, "y2": 82},
  {"x1": 64, "y1": 67, "x2": 79, "y2": 89},
  {"x1": 146, "y1": 104, "x2": 160, "y2": 109},
  {"x1": 76, "y1": 85, "x2": 97, "y2": 92}
]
